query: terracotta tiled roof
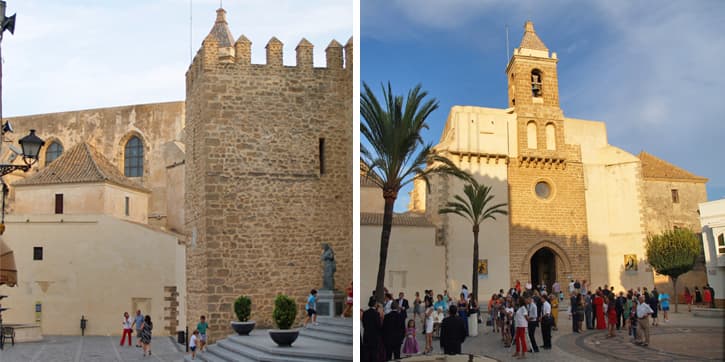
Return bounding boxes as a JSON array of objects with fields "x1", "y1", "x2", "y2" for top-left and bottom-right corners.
[
  {"x1": 519, "y1": 21, "x2": 548, "y2": 51},
  {"x1": 360, "y1": 212, "x2": 435, "y2": 227},
  {"x1": 638, "y1": 151, "x2": 708, "y2": 183},
  {"x1": 13, "y1": 142, "x2": 150, "y2": 192}
]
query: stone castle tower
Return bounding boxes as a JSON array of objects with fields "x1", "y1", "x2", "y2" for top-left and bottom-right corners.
[
  {"x1": 505, "y1": 21, "x2": 590, "y2": 285},
  {"x1": 184, "y1": 8, "x2": 352, "y2": 336}
]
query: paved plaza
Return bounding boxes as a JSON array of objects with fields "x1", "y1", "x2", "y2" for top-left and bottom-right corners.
[
  {"x1": 404, "y1": 306, "x2": 724, "y2": 361},
  {"x1": 0, "y1": 335, "x2": 185, "y2": 362},
  {"x1": 0, "y1": 308, "x2": 722, "y2": 361}
]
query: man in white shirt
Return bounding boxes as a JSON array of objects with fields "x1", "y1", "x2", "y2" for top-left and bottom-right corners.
[
  {"x1": 540, "y1": 294, "x2": 553, "y2": 349},
  {"x1": 568, "y1": 280, "x2": 575, "y2": 296},
  {"x1": 636, "y1": 295, "x2": 654, "y2": 346},
  {"x1": 384, "y1": 293, "x2": 393, "y2": 315}
]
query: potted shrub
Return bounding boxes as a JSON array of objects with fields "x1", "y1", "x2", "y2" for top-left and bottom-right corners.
[
  {"x1": 230, "y1": 296, "x2": 255, "y2": 335},
  {"x1": 268, "y1": 294, "x2": 299, "y2": 347}
]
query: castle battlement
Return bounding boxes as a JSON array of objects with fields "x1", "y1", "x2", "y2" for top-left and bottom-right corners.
[
  {"x1": 183, "y1": 6, "x2": 353, "y2": 334},
  {"x1": 185, "y1": 8, "x2": 352, "y2": 85}
]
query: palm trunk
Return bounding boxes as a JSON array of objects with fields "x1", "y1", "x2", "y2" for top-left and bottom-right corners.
[
  {"x1": 375, "y1": 190, "x2": 397, "y2": 303},
  {"x1": 472, "y1": 224, "x2": 479, "y2": 305},
  {"x1": 672, "y1": 276, "x2": 678, "y2": 313}
]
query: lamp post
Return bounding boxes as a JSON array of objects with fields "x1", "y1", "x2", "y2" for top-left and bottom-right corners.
[{"x1": 0, "y1": 0, "x2": 43, "y2": 177}]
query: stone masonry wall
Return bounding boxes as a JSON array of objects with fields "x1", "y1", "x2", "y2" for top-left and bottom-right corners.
[
  {"x1": 185, "y1": 34, "x2": 352, "y2": 340},
  {"x1": 643, "y1": 179, "x2": 708, "y2": 298}
]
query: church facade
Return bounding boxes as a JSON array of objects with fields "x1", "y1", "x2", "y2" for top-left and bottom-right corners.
[{"x1": 361, "y1": 21, "x2": 707, "y2": 303}]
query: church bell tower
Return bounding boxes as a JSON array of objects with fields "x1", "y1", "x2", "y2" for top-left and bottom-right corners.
[
  {"x1": 505, "y1": 21, "x2": 561, "y2": 113},
  {"x1": 504, "y1": 21, "x2": 590, "y2": 289}
]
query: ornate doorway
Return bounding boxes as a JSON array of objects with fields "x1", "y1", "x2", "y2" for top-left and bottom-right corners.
[{"x1": 530, "y1": 247, "x2": 557, "y2": 291}]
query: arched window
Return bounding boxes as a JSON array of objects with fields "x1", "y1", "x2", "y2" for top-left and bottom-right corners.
[
  {"x1": 531, "y1": 69, "x2": 543, "y2": 97},
  {"x1": 45, "y1": 141, "x2": 63, "y2": 166},
  {"x1": 527, "y1": 121, "x2": 537, "y2": 149},
  {"x1": 545, "y1": 123, "x2": 556, "y2": 150},
  {"x1": 124, "y1": 136, "x2": 144, "y2": 177}
]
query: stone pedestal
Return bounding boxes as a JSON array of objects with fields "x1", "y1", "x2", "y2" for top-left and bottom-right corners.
[{"x1": 316, "y1": 289, "x2": 345, "y2": 317}]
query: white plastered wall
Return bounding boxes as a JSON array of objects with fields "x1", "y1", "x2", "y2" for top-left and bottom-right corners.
[
  {"x1": 0, "y1": 214, "x2": 184, "y2": 336},
  {"x1": 699, "y1": 199, "x2": 725, "y2": 301},
  {"x1": 436, "y1": 106, "x2": 513, "y2": 301},
  {"x1": 565, "y1": 118, "x2": 652, "y2": 291},
  {"x1": 14, "y1": 183, "x2": 149, "y2": 223},
  {"x1": 360, "y1": 224, "x2": 441, "y2": 306}
]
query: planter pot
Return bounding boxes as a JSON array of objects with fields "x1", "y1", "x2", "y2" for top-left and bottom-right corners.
[
  {"x1": 268, "y1": 329, "x2": 299, "y2": 347},
  {"x1": 231, "y1": 321, "x2": 256, "y2": 335}
]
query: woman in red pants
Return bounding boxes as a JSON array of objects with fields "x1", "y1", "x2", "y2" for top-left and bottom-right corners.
[
  {"x1": 512, "y1": 300, "x2": 528, "y2": 359},
  {"x1": 120, "y1": 312, "x2": 133, "y2": 346}
]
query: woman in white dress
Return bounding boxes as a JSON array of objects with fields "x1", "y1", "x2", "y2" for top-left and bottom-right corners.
[{"x1": 424, "y1": 300, "x2": 434, "y2": 355}]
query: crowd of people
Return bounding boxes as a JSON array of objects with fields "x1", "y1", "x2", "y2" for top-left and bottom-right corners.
[
  {"x1": 361, "y1": 285, "x2": 482, "y2": 361},
  {"x1": 361, "y1": 279, "x2": 716, "y2": 361},
  {"x1": 119, "y1": 310, "x2": 155, "y2": 357}
]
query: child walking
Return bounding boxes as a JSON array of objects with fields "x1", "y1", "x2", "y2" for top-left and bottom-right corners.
[
  {"x1": 303, "y1": 289, "x2": 318, "y2": 328},
  {"x1": 402, "y1": 319, "x2": 419, "y2": 356},
  {"x1": 189, "y1": 330, "x2": 199, "y2": 360}
]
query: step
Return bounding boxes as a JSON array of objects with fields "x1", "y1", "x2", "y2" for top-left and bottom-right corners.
[
  {"x1": 206, "y1": 344, "x2": 256, "y2": 362},
  {"x1": 218, "y1": 339, "x2": 304, "y2": 362},
  {"x1": 303, "y1": 323, "x2": 353, "y2": 336},
  {"x1": 182, "y1": 349, "x2": 233, "y2": 362},
  {"x1": 315, "y1": 317, "x2": 353, "y2": 329},
  {"x1": 222, "y1": 332, "x2": 352, "y2": 361},
  {"x1": 298, "y1": 327, "x2": 354, "y2": 345},
  {"x1": 218, "y1": 338, "x2": 328, "y2": 362}
]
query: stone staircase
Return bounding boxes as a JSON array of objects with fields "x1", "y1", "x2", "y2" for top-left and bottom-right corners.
[{"x1": 185, "y1": 317, "x2": 352, "y2": 362}]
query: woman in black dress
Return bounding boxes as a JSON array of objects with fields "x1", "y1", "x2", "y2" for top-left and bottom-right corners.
[
  {"x1": 694, "y1": 286, "x2": 703, "y2": 307},
  {"x1": 141, "y1": 315, "x2": 153, "y2": 357}
]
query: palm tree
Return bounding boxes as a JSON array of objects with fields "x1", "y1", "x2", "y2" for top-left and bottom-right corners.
[
  {"x1": 439, "y1": 177, "x2": 507, "y2": 304},
  {"x1": 361, "y1": 82, "x2": 460, "y2": 303}
]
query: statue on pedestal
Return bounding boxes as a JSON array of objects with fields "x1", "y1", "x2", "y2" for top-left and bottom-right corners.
[{"x1": 321, "y1": 243, "x2": 336, "y2": 290}]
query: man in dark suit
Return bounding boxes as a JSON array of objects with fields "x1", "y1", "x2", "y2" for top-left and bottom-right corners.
[
  {"x1": 396, "y1": 292, "x2": 410, "y2": 321},
  {"x1": 439, "y1": 305, "x2": 467, "y2": 355},
  {"x1": 362, "y1": 297, "x2": 383, "y2": 362},
  {"x1": 526, "y1": 295, "x2": 540, "y2": 353},
  {"x1": 382, "y1": 301, "x2": 405, "y2": 360}
]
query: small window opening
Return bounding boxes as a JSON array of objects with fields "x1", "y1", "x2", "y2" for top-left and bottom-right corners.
[
  {"x1": 671, "y1": 189, "x2": 679, "y2": 203},
  {"x1": 718, "y1": 234, "x2": 725, "y2": 254},
  {"x1": 125, "y1": 196, "x2": 130, "y2": 216},
  {"x1": 319, "y1": 138, "x2": 326, "y2": 175},
  {"x1": 531, "y1": 69, "x2": 543, "y2": 97},
  {"x1": 55, "y1": 194, "x2": 64, "y2": 214},
  {"x1": 33, "y1": 247, "x2": 43, "y2": 261}
]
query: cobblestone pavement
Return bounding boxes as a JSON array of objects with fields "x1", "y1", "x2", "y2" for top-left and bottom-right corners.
[
  {"x1": 571, "y1": 326, "x2": 724, "y2": 361},
  {"x1": 402, "y1": 309, "x2": 724, "y2": 361},
  {"x1": 0, "y1": 335, "x2": 185, "y2": 362}
]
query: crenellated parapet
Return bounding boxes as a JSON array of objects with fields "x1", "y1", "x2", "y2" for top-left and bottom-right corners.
[
  {"x1": 185, "y1": 8, "x2": 353, "y2": 86},
  {"x1": 295, "y1": 38, "x2": 314, "y2": 68},
  {"x1": 234, "y1": 35, "x2": 251, "y2": 65}
]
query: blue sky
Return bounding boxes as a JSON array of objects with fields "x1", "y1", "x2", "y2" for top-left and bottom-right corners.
[
  {"x1": 2, "y1": 0, "x2": 352, "y2": 116},
  {"x1": 362, "y1": 0, "x2": 725, "y2": 212}
]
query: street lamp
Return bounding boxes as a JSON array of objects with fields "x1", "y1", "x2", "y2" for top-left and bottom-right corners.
[{"x1": 0, "y1": 1, "x2": 43, "y2": 177}]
